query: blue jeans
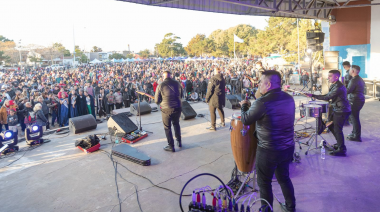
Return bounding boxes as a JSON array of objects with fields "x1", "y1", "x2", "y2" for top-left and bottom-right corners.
[
  {"x1": 51, "y1": 110, "x2": 58, "y2": 126},
  {"x1": 303, "y1": 80, "x2": 308, "y2": 88}
]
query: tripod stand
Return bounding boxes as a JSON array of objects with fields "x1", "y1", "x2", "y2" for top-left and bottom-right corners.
[{"x1": 305, "y1": 111, "x2": 329, "y2": 155}]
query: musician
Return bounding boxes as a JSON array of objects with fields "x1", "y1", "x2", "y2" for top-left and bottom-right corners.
[
  {"x1": 154, "y1": 71, "x2": 183, "y2": 152},
  {"x1": 240, "y1": 70, "x2": 296, "y2": 212},
  {"x1": 254, "y1": 61, "x2": 266, "y2": 99},
  {"x1": 346, "y1": 65, "x2": 365, "y2": 142},
  {"x1": 306, "y1": 70, "x2": 351, "y2": 156},
  {"x1": 205, "y1": 67, "x2": 226, "y2": 131},
  {"x1": 342, "y1": 61, "x2": 353, "y2": 88}
]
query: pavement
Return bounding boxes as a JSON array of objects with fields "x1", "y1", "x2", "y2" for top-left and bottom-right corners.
[{"x1": 0, "y1": 92, "x2": 380, "y2": 212}]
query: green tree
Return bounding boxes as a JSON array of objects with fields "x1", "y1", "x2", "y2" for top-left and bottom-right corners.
[
  {"x1": 139, "y1": 49, "x2": 150, "y2": 59},
  {"x1": 0, "y1": 51, "x2": 10, "y2": 64},
  {"x1": 125, "y1": 53, "x2": 134, "y2": 59},
  {"x1": 0, "y1": 36, "x2": 12, "y2": 42},
  {"x1": 109, "y1": 53, "x2": 126, "y2": 60},
  {"x1": 78, "y1": 54, "x2": 88, "y2": 63},
  {"x1": 91, "y1": 46, "x2": 102, "y2": 52},
  {"x1": 28, "y1": 56, "x2": 43, "y2": 67},
  {"x1": 53, "y1": 42, "x2": 71, "y2": 56},
  {"x1": 185, "y1": 34, "x2": 206, "y2": 56},
  {"x1": 155, "y1": 33, "x2": 186, "y2": 57}
]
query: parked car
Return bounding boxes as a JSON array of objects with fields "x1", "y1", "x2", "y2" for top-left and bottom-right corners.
[{"x1": 50, "y1": 64, "x2": 65, "y2": 70}]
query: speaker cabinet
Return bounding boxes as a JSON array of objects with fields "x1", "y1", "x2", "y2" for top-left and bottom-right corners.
[
  {"x1": 107, "y1": 112, "x2": 138, "y2": 137},
  {"x1": 69, "y1": 114, "x2": 97, "y2": 134},
  {"x1": 130, "y1": 102, "x2": 152, "y2": 116},
  {"x1": 225, "y1": 94, "x2": 239, "y2": 109},
  {"x1": 181, "y1": 101, "x2": 197, "y2": 120}
]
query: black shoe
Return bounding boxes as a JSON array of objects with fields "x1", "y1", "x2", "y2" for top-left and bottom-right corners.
[
  {"x1": 207, "y1": 126, "x2": 216, "y2": 131},
  {"x1": 347, "y1": 133, "x2": 355, "y2": 138},
  {"x1": 163, "y1": 145, "x2": 175, "y2": 152},
  {"x1": 347, "y1": 136, "x2": 362, "y2": 142},
  {"x1": 176, "y1": 139, "x2": 182, "y2": 147},
  {"x1": 326, "y1": 144, "x2": 338, "y2": 151},
  {"x1": 329, "y1": 147, "x2": 346, "y2": 156},
  {"x1": 280, "y1": 203, "x2": 292, "y2": 212}
]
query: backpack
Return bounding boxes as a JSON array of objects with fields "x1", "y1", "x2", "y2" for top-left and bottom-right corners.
[{"x1": 24, "y1": 110, "x2": 36, "y2": 125}]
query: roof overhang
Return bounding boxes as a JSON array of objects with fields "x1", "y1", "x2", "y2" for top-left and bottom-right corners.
[{"x1": 117, "y1": 0, "x2": 380, "y2": 22}]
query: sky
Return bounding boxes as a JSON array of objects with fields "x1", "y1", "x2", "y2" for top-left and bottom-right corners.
[{"x1": 2, "y1": 0, "x2": 269, "y2": 53}]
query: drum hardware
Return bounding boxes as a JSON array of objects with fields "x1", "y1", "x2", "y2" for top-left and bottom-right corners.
[{"x1": 303, "y1": 104, "x2": 331, "y2": 155}]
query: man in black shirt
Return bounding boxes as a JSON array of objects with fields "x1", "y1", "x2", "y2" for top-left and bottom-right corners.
[
  {"x1": 306, "y1": 70, "x2": 351, "y2": 156},
  {"x1": 205, "y1": 67, "x2": 226, "y2": 131},
  {"x1": 155, "y1": 71, "x2": 183, "y2": 152},
  {"x1": 342, "y1": 61, "x2": 353, "y2": 88},
  {"x1": 346, "y1": 65, "x2": 365, "y2": 142}
]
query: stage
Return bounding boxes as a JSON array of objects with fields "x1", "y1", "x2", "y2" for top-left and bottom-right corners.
[{"x1": 0, "y1": 96, "x2": 380, "y2": 212}]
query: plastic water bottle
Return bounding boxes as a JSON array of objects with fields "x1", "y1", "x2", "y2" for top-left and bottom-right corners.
[
  {"x1": 115, "y1": 137, "x2": 119, "y2": 144},
  {"x1": 321, "y1": 146, "x2": 325, "y2": 159}
]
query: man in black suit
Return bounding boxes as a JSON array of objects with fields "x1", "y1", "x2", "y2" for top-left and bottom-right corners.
[{"x1": 205, "y1": 67, "x2": 226, "y2": 131}]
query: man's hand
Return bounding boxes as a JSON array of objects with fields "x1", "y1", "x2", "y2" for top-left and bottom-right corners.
[{"x1": 239, "y1": 100, "x2": 250, "y2": 106}]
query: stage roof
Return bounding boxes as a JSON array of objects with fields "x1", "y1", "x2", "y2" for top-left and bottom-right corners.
[{"x1": 117, "y1": 0, "x2": 380, "y2": 22}]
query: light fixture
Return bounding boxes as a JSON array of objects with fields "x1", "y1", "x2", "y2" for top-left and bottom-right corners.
[
  {"x1": 0, "y1": 130, "x2": 18, "y2": 155},
  {"x1": 307, "y1": 49, "x2": 312, "y2": 54},
  {"x1": 25, "y1": 124, "x2": 44, "y2": 145},
  {"x1": 305, "y1": 57, "x2": 310, "y2": 62}
]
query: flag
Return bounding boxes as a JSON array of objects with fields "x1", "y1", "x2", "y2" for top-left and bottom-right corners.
[{"x1": 234, "y1": 34, "x2": 244, "y2": 43}]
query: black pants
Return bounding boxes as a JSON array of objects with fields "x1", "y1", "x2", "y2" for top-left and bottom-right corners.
[
  {"x1": 123, "y1": 100, "x2": 130, "y2": 108},
  {"x1": 328, "y1": 112, "x2": 350, "y2": 148},
  {"x1": 115, "y1": 103, "x2": 123, "y2": 109},
  {"x1": 0, "y1": 124, "x2": 9, "y2": 131},
  {"x1": 161, "y1": 108, "x2": 181, "y2": 147},
  {"x1": 209, "y1": 105, "x2": 225, "y2": 128},
  {"x1": 349, "y1": 101, "x2": 364, "y2": 138},
  {"x1": 107, "y1": 104, "x2": 114, "y2": 114},
  {"x1": 44, "y1": 113, "x2": 50, "y2": 129},
  {"x1": 256, "y1": 146, "x2": 296, "y2": 212}
]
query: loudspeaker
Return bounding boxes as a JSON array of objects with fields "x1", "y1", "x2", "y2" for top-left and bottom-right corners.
[
  {"x1": 225, "y1": 94, "x2": 239, "y2": 109},
  {"x1": 323, "y1": 51, "x2": 339, "y2": 94},
  {"x1": 130, "y1": 102, "x2": 152, "y2": 116},
  {"x1": 181, "y1": 101, "x2": 197, "y2": 120},
  {"x1": 69, "y1": 114, "x2": 97, "y2": 134},
  {"x1": 108, "y1": 112, "x2": 138, "y2": 137}
]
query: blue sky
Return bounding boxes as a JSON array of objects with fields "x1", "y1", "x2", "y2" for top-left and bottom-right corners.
[{"x1": 2, "y1": 0, "x2": 268, "y2": 52}]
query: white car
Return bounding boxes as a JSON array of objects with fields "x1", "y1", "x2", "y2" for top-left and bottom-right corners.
[{"x1": 50, "y1": 64, "x2": 65, "y2": 70}]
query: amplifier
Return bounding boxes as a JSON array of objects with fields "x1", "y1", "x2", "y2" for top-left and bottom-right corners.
[{"x1": 112, "y1": 144, "x2": 151, "y2": 166}]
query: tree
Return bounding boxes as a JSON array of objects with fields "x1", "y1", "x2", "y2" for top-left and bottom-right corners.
[
  {"x1": 139, "y1": 49, "x2": 150, "y2": 59},
  {"x1": 91, "y1": 46, "x2": 102, "y2": 52},
  {"x1": 53, "y1": 42, "x2": 71, "y2": 56},
  {"x1": 185, "y1": 34, "x2": 206, "y2": 56},
  {"x1": 0, "y1": 36, "x2": 12, "y2": 42},
  {"x1": 109, "y1": 53, "x2": 126, "y2": 60},
  {"x1": 125, "y1": 53, "x2": 134, "y2": 59},
  {"x1": 28, "y1": 56, "x2": 43, "y2": 67},
  {"x1": 155, "y1": 33, "x2": 186, "y2": 57},
  {"x1": 78, "y1": 54, "x2": 88, "y2": 63},
  {"x1": 0, "y1": 51, "x2": 10, "y2": 64}
]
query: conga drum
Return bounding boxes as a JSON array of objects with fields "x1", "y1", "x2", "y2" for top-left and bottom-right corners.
[{"x1": 230, "y1": 112, "x2": 258, "y2": 173}]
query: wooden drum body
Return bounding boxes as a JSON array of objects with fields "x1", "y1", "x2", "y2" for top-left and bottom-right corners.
[{"x1": 230, "y1": 113, "x2": 258, "y2": 173}]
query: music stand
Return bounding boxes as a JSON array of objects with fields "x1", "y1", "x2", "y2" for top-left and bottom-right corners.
[{"x1": 304, "y1": 106, "x2": 331, "y2": 155}]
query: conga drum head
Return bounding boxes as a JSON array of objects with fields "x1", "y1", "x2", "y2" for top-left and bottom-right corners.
[{"x1": 309, "y1": 100, "x2": 329, "y2": 113}]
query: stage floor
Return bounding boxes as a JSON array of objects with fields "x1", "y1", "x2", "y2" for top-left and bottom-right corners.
[{"x1": 1, "y1": 96, "x2": 380, "y2": 212}]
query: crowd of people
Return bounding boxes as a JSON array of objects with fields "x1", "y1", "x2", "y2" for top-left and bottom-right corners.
[{"x1": 0, "y1": 59, "x2": 303, "y2": 133}]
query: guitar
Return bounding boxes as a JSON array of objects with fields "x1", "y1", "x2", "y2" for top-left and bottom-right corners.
[{"x1": 136, "y1": 91, "x2": 155, "y2": 99}]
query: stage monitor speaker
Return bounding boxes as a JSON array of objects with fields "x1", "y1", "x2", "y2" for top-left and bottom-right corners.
[
  {"x1": 225, "y1": 94, "x2": 239, "y2": 109},
  {"x1": 108, "y1": 112, "x2": 138, "y2": 137},
  {"x1": 69, "y1": 114, "x2": 97, "y2": 134},
  {"x1": 181, "y1": 101, "x2": 197, "y2": 120},
  {"x1": 130, "y1": 102, "x2": 152, "y2": 116}
]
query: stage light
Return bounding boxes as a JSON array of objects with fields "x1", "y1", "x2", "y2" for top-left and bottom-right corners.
[
  {"x1": 4, "y1": 131, "x2": 13, "y2": 139},
  {"x1": 305, "y1": 57, "x2": 310, "y2": 62},
  {"x1": 32, "y1": 125, "x2": 39, "y2": 132},
  {"x1": 307, "y1": 49, "x2": 312, "y2": 53}
]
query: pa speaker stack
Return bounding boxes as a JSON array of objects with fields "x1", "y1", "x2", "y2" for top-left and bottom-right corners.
[
  {"x1": 107, "y1": 112, "x2": 138, "y2": 137},
  {"x1": 69, "y1": 114, "x2": 97, "y2": 134},
  {"x1": 130, "y1": 102, "x2": 152, "y2": 116},
  {"x1": 181, "y1": 101, "x2": 197, "y2": 120},
  {"x1": 225, "y1": 94, "x2": 240, "y2": 109}
]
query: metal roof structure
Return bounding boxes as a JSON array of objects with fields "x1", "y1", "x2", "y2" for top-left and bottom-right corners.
[{"x1": 117, "y1": 0, "x2": 380, "y2": 21}]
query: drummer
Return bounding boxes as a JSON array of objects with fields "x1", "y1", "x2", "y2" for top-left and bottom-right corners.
[
  {"x1": 305, "y1": 70, "x2": 351, "y2": 156},
  {"x1": 240, "y1": 70, "x2": 296, "y2": 212}
]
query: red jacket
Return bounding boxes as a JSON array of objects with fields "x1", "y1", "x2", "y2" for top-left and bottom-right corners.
[{"x1": 153, "y1": 81, "x2": 158, "y2": 92}]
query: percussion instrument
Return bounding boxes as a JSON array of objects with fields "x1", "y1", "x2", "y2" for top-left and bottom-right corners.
[
  {"x1": 309, "y1": 101, "x2": 329, "y2": 113},
  {"x1": 304, "y1": 104, "x2": 322, "y2": 118},
  {"x1": 230, "y1": 112, "x2": 258, "y2": 173}
]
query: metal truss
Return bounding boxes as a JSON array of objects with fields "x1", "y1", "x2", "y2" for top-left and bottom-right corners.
[{"x1": 118, "y1": 0, "x2": 380, "y2": 21}]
